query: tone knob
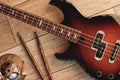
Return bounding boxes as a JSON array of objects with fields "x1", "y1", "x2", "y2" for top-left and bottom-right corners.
[
  {"x1": 108, "y1": 74, "x2": 114, "y2": 80},
  {"x1": 96, "y1": 71, "x2": 102, "y2": 78}
]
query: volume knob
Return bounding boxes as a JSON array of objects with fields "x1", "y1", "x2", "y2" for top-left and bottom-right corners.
[
  {"x1": 96, "y1": 71, "x2": 102, "y2": 78},
  {"x1": 108, "y1": 74, "x2": 114, "y2": 80}
]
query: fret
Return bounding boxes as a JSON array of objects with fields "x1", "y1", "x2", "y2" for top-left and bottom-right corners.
[
  {"x1": 41, "y1": 20, "x2": 47, "y2": 30},
  {"x1": 25, "y1": 14, "x2": 31, "y2": 24},
  {"x1": 0, "y1": 2, "x2": 82, "y2": 44},
  {"x1": 25, "y1": 14, "x2": 34, "y2": 23},
  {"x1": 49, "y1": 23, "x2": 53, "y2": 33},
  {"x1": 12, "y1": 10, "x2": 20, "y2": 19},
  {"x1": 9, "y1": 7, "x2": 18, "y2": 19},
  {"x1": 53, "y1": 25, "x2": 61, "y2": 36},
  {"x1": 16, "y1": 11, "x2": 24, "y2": 20},
  {"x1": 5, "y1": 7, "x2": 11, "y2": 16},
  {"x1": 26, "y1": 14, "x2": 34, "y2": 25},
  {"x1": 46, "y1": 22, "x2": 52, "y2": 33},
  {"x1": 71, "y1": 29, "x2": 77, "y2": 42},
  {"x1": 32, "y1": 16, "x2": 39, "y2": 26},
  {"x1": 1, "y1": 5, "x2": 9, "y2": 15},
  {"x1": 69, "y1": 30, "x2": 75, "y2": 42},
  {"x1": 46, "y1": 21, "x2": 53, "y2": 31},
  {"x1": 40, "y1": 20, "x2": 48, "y2": 31},
  {"x1": 44, "y1": 21, "x2": 50, "y2": 31},
  {"x1": 77, "y1": 31, "x2": 82, "y2": 42},
  {"x1": 44, "y1": 23, "x2": 51, "y2": 32},
  {"x1": 31, "y1": 16, "x2": 35, "y2": 25},
  {"x1": 22, "y1": 13, "x2": 30, "y2": 23},
  {"x1": 64, "y1": 28, "x2": 77, "y2": 42},
  {"x1": 0, "y1": 4, "x2": 17, "y2": 18},
  {"x1": 14, "y1": 10, "x2": 18, "y2": 19}
]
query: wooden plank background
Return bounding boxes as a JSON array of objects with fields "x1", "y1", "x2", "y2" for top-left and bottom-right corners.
[{"x1": 0, "y1": 0, "x2": 120, "y2": 80}]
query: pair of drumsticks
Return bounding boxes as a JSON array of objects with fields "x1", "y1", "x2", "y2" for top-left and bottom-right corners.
[{"x1": 17, "y1": 32, "x2": 53, "y2": 80}]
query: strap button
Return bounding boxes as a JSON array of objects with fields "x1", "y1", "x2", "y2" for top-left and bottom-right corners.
[{"x1": 108, "y1": 74, "x2": 114, "y2": 80}]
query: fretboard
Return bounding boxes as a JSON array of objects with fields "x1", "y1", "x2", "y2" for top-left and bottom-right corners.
[{"x1": 0, "y1": 2, "x2": 81, "y2": 43}]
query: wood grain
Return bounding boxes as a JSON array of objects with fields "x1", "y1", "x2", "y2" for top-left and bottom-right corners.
[
  {"x1": 0, "y1": 13, "x2": 7, "y2": 24},
  {"x1": 67, "y1": 0, "x2": 120, "y2": 17},
  {"x1": 18, "y1": 33, "x2": 46, "y2": 80},
  {"x1": 7, "y1": 0, "x2": 64, "y2": 44},
  {"x1": 0, "y1": 0, "x2": 120, "y2": 80},
  {"x1": 0, "y1": 34, "x2": 76, "y2": 80},
  {"x1": 0, "y1": 21, "x2": 17, "y2": 52},
  {"x1": 114, "y1": 5, "x2": 120, "y2": 15},
  {"x1": 34, "y1": 32, "x2": 53, "y2": 80},
  {"x1": 0, "y1": 0, "x2": 28, "y2": 6},
  {"x1": 53, "y1": 64, "x2": 95, "y2": 80}
]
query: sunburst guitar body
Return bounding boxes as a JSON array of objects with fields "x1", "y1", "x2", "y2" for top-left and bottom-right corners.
[
  {"x1": 50, "y1": 0, "x2": 120, "y2": 80},
  {"x1": 1, "y1": 0, "x2": 120, "y2": 79}
]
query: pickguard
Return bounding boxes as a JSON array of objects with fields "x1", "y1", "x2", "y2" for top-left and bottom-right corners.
[{"x1": 91, "y1": 31, "x2": 107, "y2": 61}]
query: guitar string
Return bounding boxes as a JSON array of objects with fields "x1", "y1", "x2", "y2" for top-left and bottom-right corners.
[
  {"x1": 1, "y1": 5, "x2": 120, "y2": 57},
  {"x1": 0, "y1": 5, "x2": 118, "y2": 48},
  {"x1": 1, "y1": 4, "x2": 120, "y2": 63},
  {"x1": 77, "y1": 41, "x2": 120, "y2": 62},
  {"x1": 41, "y1": 21, "x2": 120, "y2": 59},
  {"x1": 1, "y1": 7, "x2": 119, "y2": 55},
  {"x1": 41, "y1": 21, "x2": 120, "y2": 54},
  {"x1": 39, "y1": 18, "x2": 119, "y2": 53},
  {"x1": 0, "y1": 8, "x2": 119, "y2": 53},
  {"x1": 38, "y1": 20, "x2": 120, "y2": 59}
]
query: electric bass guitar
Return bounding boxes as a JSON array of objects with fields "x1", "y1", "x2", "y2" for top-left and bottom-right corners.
[{"x1": 0, "y1": 0, "x2": 120, "y2": 80}]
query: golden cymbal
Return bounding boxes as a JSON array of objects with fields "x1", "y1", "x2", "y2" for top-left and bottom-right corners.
[{"x1": 0, "y1": 54, "x2": 26, "y2": 80}]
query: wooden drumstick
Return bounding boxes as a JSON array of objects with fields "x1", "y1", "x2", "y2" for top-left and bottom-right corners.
[
  {"x1": 34, "y1": 32, "x2": 53, "y2": 80},
  {"x1": 17, "y1": 33, "x2": 46, "y2": 80}
]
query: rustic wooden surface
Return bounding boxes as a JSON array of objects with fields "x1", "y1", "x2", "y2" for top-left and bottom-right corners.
[{"x1": 0, "y1": 0, "x2": 120, "y2": 80}]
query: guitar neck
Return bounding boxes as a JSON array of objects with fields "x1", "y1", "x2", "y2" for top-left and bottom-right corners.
[{"x1": 0, "y1": 2, "x2": 80, "y2": 43}]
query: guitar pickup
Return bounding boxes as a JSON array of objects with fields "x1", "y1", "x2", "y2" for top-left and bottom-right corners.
[
  {"x1": 109, "y1": 40, "x2": 120, "y2": 63},
  {"x1": 95, "y1": 43, "x2": 106, "y2": 60},
  {"x1": 91, "y1": 31, "x2": 107, "y2": 61}
]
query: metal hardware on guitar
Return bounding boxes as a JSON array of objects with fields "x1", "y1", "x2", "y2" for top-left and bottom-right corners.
[
  {"x1": 1, "y1": 0, "x2": 120, "y2": 79},
  {"x1": 0, "y1": 54, "x2": 26, "y2": 80}
]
